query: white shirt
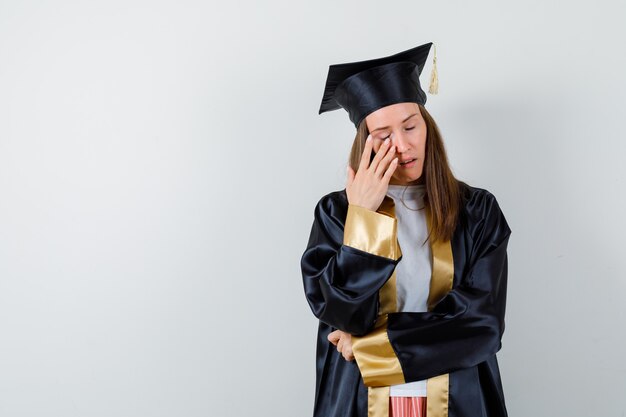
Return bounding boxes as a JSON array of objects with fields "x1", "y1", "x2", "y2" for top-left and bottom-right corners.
[{"x1": 385, "y1": 183, "x2": 431, "y2": 397}]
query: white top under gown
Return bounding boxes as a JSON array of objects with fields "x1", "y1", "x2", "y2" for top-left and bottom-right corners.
[{"x1": 385, "y1": 183, "x2": 431, "y2": 397}]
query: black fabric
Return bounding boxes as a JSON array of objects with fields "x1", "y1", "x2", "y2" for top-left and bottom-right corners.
[
  {"x1": 318, "y1": 42, "x2": 432, "y2": 128},
  {"x1": 387, "y1": 188, "x2": 510, "y2": 382},
  {"x1": 301, "y1": 193, "x2": 401, "y2": 336},
  {"x1": 300, "y1": 181, "x2": 512, "y2": 417}
]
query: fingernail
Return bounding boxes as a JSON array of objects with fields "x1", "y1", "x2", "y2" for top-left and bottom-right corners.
[{"x1": 366, "y1": 135, "x2": 372, "y2": 142}]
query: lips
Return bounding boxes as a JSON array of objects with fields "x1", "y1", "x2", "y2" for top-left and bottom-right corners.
[{"x1": 399, "y1": 158, "x2": 416, "y2": 165}]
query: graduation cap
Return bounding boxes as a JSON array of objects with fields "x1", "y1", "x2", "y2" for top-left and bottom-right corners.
[{"x1": 318, "y1": 42, "x2": 438, "y2": 128}]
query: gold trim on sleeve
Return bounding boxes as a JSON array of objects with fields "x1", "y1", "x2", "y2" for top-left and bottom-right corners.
[{"x1": 343, "y1": 198, "x2": 401, "y2": 261}]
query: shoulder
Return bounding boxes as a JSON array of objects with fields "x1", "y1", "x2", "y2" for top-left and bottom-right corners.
[
  {"x1": 458, "y1": 181, "x2": 504, "y2": 214},
  {"x1": 311, "y1": 188, "x2": 349, "y2": 230},
  {"x1": 314, "y1": 188, "x2": 348, "y2": 214},
  {"x1": 457, "y1": 181, "x2": 512, "y2": 238},
  {"x1": 458, "y1": 180, "x2": 497, "y2": 206}
]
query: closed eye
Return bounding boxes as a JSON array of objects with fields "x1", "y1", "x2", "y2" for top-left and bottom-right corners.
[{"x1": 379, "y1": 126, "x2": 415, "y2": 140}]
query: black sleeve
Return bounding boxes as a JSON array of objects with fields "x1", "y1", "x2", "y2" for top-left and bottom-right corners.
[{"x1": 300, "y1": 194, "x2": 402, "y2": 336}]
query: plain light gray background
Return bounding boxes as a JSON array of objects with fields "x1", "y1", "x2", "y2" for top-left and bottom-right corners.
[{"x1": 1, "y1": 1, "x2": 625, "y2": 416}]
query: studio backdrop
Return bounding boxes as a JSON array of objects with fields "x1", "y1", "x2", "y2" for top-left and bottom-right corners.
[{"x1": 0, "y1": 1, "x2": 624, "y2": 416}]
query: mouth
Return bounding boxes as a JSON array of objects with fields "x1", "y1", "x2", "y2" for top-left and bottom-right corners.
[{"x1": 399, "y1": 158, "x2": 417, "y2": 167}]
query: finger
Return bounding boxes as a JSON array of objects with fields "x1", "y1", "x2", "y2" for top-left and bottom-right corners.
[
  {"x1": 337, "y1": 339, "x2": 343, "y2": 353},
  {"x1": 358, "y1": 134, "x2": 374, "y2": 172},
  {"x1": 382, "y1": 157, "x2": 399, "y2": 184},
  {"x1": 370, "y1": 137, "x2": 391, "y2": 173},
  {"x1": 346, "y1": 165, "x2": 355, "y2": 187},
  {"x1": 346, "y1": 346, "x2": 353, "y2": 357},
  {"x1": 327, "y1": 330, "x2": 340, "y2": 345},
  {"x1": 375, "y1": 143, "x2": 396, "y2": 178}
]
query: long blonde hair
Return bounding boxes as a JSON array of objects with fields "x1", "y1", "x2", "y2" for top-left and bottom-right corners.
[{"x1": 348, "y1": 104, "x2": 462, "y2": 244}]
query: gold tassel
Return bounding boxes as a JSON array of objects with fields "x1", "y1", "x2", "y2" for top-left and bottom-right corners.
[{"x1": 428, "y1": 43, "x2": 439, "y2": 95}]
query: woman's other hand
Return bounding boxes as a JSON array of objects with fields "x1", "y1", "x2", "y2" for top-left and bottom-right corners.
[
  {"x1": 346, "y1": 134, "x2": 398, "y2": 212},
  {"x1": 328, "y1": 329, "x2": 355, "y2": 361}
]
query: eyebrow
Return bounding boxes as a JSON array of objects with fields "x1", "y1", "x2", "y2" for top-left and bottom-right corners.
[{"x1": 370, "y1": 113, "x2": 419, "y2": 133}]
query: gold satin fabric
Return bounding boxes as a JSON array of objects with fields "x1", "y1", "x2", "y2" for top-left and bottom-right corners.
[
  {"x1": 425, "y1": 205, "x2": 454, "y2": 311},
  {"x1": 350, "y1": 198, "x2": 453, "y2": 417},
  {"x1": 424, "y1": 204, "x2": 453, "y2": 417},
  {"x1": 352, "y1": 196, "x2": 405, "y2": 388},
  {"x1": 343, "y1": 199, "x2": 402, "y2": 261},
  {"x1": 426, "y1": 374, "x2": 449, "y2": 417},
  {"x1": 352, "y1": 313, "x2": 405, "y2": 386},
  {"x1": 368, "y1": 386, "x2": 390, "y2": 417}
]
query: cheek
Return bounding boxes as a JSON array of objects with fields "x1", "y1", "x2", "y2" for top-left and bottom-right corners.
[
  {"x1": 414, "y1": 130, "x2": 427, "y2": 151},
  {"x1": 402, "y1": 131, "x2": 422, "y2": 150}
]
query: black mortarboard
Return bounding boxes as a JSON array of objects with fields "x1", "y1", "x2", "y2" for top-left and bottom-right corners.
[{"x1": 318, "y1": 42, "x2": 438, "y2": 128}]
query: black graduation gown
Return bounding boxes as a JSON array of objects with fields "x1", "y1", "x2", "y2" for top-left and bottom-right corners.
[{"x1": 300, "y1": 181, "x2": 512, "y2": 417}]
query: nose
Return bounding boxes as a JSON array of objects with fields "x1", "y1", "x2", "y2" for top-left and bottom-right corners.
[{"x1": 391, "y1": 132, "x2": 410, "y2": 153}]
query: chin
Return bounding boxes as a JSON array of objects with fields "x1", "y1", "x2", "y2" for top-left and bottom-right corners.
[
  {"x1": 408, "y1": 170, "x2": 423, "y2": 181},
  {"x1": 392, "y1": 169, "x2": 424, "y2": 184}
]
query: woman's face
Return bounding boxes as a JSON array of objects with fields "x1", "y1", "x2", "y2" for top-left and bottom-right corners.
[{"x1": 365, "y1": 102, "x2": 427, "y2": 185}]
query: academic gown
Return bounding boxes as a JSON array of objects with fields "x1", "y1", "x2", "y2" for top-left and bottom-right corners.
[{"x1": 300, "y1": 181, "x2": 512, "y2": 417}]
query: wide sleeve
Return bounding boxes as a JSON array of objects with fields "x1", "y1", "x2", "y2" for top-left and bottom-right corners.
[
  {"x1": 300, "y1": 194, "x2": 402, "y2": 336},
  {"x1": 351, "y1": 192, "x2": 512, "y2": 386}
]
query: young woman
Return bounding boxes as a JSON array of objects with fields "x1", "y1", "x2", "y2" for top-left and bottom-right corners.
[{"x1": 301, "y1": 42, "x2": 512, "y2": 417}]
